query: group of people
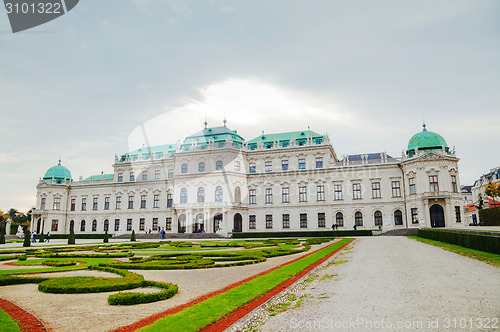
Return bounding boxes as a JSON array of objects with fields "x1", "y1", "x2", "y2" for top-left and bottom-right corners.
[
  {"x1": 331, "y1": 223, "x2": 340, "y2": 230},
  {"x1": 31, "y1": 231, "x2": 50, "y2": 243},
  {"x1": 158, "y1": 226, "x2": 166, "y2": 239}
]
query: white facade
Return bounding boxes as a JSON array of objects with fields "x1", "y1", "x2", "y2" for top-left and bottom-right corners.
[{"x1": 31, "y1": 124, "x2": 464, "y2": 235}]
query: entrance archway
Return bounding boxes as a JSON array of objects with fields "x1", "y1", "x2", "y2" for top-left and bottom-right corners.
[
  {"x1": 430, "y1": 204, "x2": 445, "y2": 227},
  {"x1": 178, "y1": 214, "x2": 186, "y2": 233},
  {"x1": 213, "y1": 213, "x2": 223, "y2": 233},
  {"x1": 69, "y1": 220, "x2": 74, "y2": 232},
  {"x1": 233, "y1": 213, "x2": 242, "y2": 232},
  {"x1": 36, "y1": 218, "x2": 42, "y2": 233},
  {"x1": 194, "y1": 213, "x2": 204, "y2": 233}
]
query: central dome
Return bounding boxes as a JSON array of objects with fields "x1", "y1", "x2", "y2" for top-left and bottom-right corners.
[
  {"x1": 43, "y1": 160, "x2": 72, "y2": 184},
  {"x1": 406, "y1": 124, "x2": 448, "y2": 157}
]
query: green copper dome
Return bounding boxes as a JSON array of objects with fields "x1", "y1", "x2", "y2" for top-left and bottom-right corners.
[
  {"x1": 406, "y1": 124, "x2": 449, "y2": 157},
  {"x1": 43, "y1": 160, "x2": 72, "y2": 184}
]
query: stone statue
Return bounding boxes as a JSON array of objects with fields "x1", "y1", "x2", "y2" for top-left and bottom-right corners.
[{"x1": 16, "y1": 225, "x2": 24, "y2": 238}]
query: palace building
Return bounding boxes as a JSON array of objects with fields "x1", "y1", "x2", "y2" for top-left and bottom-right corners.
[{"x1": 31, "y1": 122, "x2": 464, "y2": 236}]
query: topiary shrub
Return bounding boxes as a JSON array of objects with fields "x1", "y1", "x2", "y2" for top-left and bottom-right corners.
[
  {"x1": 23, "y1": 230, "x2": 31, "y2": 247},
  {"x1": 107, "y1": 280, "x2": 178, "y2": 306},
  {"x1": 68, "y1": 229, "x2": 76, "y2": 245},
  {"x1": 104, "y1": 230, "x2": 109, "y2": 243},
  {"x1": 130, "y1": 230, "x2": 136, "y2": 242},
  {"x1": 38, "y1": 233, "x2": 45, "y2": 243},
  {"x1": 18, "y1": 255, "x2": 27, "y2": 261},
  {"x1": 0, "y1": 226, "x2": 5, "y2": 245}
]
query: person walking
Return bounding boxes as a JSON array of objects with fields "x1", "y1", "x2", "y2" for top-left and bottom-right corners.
[{"x1": 46, "y1": 232, "x2": 50, "y2": 242}]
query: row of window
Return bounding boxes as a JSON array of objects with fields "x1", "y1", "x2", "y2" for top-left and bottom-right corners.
[
  {"x1": 248, "y1": 210, "x2": 404, "y2": 229},
  {"x1": 249, "y1": 157, "x2": 323, "y2": 173},
  {"x1": 69, "y1": 217, "x2": 174, "y2": 232}
]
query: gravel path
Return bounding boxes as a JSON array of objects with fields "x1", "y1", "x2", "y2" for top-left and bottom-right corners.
[
  {"x1": 0, "y1": 242, "x2": 332, "y2": 332},
  {"x1": 252, "y1": 237, "x2": 500, "y2": 332}
]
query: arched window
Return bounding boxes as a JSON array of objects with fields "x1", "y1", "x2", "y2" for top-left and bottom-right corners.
[
  {"x1": 104, "y1": 219, "x2": 109, "y2": 232},
  {"x1": 198, "y1": 162, "x2": 205, "y2": 172},
  {"x1": 215, "y1": 186, "x2": 223, "y2": 202},
  {"x1": 374, "y1": 211, "x2": 383, "y2": 226},
  {"x1": 355, "y1": 211, "x2": 363, "y2": 226},
  {"x1": 181, "y1": 164, "x2": 188, "y2": 173},
  {"x1": 92, "y1": 220, "x2": 97, "y2": 232},
  {"x1": 234, "y1": 186, "x2": 241, "y2": 203},
  {"x1": 197, "y1": 187, "x2": 205, "y2": 203},
  {"x1": 180, "y1": 188, "x2": 188, "y2": 203},
  {"x1": 70, "y1": 220, "x2": 74, "y2": 232},
  {"x1": 335, "y1": 212, "x2": 344, "y2": 227},
  {"x1": 394, "y1": 210, "x2": 403, "y2": 225},
  {"x1": 80, "y1": 220, "x2": 86, "y2": 232},
  {"x1": 216, "y1": 160, "x2": 223, "y2": 170}
]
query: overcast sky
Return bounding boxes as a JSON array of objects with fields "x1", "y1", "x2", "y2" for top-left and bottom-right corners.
[{"x1": 1, "y1": 0, "x2": 499, "y2": 212}]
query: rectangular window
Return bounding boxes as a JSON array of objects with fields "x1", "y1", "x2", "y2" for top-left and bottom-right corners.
[
  {"x1": 142, "y1": 170, "x2": 148, "y2": 181},
  {"x1": 318, "y1": 213, "x2": 326, "y2": 227},
  {"x1": 353, "y1": 183, "x2": 361, "y2": 200},
  {"x1": 282, "y1": 214, "x2": 290, "y2": 228},
  {"x1": 70, "y1": 199, "x2": 75, "y2": 211},
  {"x1": 139, "y1": 218, "x2": 145, "y2": 231},
  {"x1": 298, "y1": 158, "x2": 306, "y2": 169},
  {"x1": 282, "y1": 160, "x2": 288, "y2": 170},
  {"x1": 249, "y1": 215, "x2": 256, "y2": 229},
  {"x1": 168, "y1": 170, "x2": 173, "y2": 178},
  {"x1": 118, "y1": 173, "x2": 123, "y2": 182},
  {"x1": 455, "y1": 206, "x2": 461, "y2": 223},
  {"x1": 81, "y1": 198, "x2": 87, "y2": 211},
  {"x1": 249, "y1": 189, "x2": 256, "y2": 204},
  {"x1": 128, "y1": 196, "x2": 134, "y2": 209},
  {"x1": 114, "y1": 219, "x2": 120, "y2": 232},
  {"x1": 282, "y1": 187, "x2": 290, "y2": 203},
  {"x1": 429, "y1": 175, "x2": 439, "y2": 193},
  {"x1": 409, "y1": 178, "x2": 416, "y2": 195},
  {"x1": 130, "y1": 172, "x2": 135, "y2": 181},
  {"x1": 249, "y1": 162, "x2": 256, "y2": 173},
  {"x1": 411, "y1": 208, "x2": 419, "y2": 224},
  {"x1": 451, "y1": 175, "x2": 458, "y2": 193},
  {"x1": 265, "y1": 214, "x2": 273, "y2": 229},
  {"x1": 372, "y1": 182, "x2": 381, "y2": 198},
  {"x1": 116, "y1": 196, "x2": 122, "y2": 209},
  {"x1": 41, "y1": 197, "x2": 46, "y2": 210},
  {"x1": 265, "y1": 160, "x2": 272, "y2": 172},
  {"x1": 141, "y1": 195, "x2": 147, "y2": 209},
  {"x1": 51, "y1": 219, "x2": 58, "y2": 232},
  {"x1": 334, "y1": 184, "x2": 343, "y2": 200},
  {"x1": 102, "y1": 197, "x2": 109, "y2": 210},
  {"x1": 166, "y1": 217, "x2": 172, "y2": 230},
  {"x1": 93, "y1": 197, "x2": 98, "y2": 210},
  {"x1": 167, "y1": 194, "x2": 173, "y2": 207},
  {"x1": 53, "y1": 197, "x2": 61, "y2": 210},
  {"x1": 155, "y1": 170, "x2": 161, "y2": 180},
  {"x1": 392, "y1": 181, "x2": 401, "y2": 197},
  {"x1": 265, "y1": 188, "x2": 273, "y2": 204},
  {"x1": 317, "y1": 185, "x2": 325, "y2": 201},
  {"x1": 299, "y1": 186, "x2": 307, "y2": 202},
  {"x1": 154, "y1": 194, "x2": 160, "y2": 208},
  {"x1": 316, "y1": 157, "x2": 323, "y2": 168},
  {"x1": 300, "y1": 213, "x2": 307, "y2": 228},
  {"x1": 127, "y1": 218, "x2": 132, "y2": 231},
  {"x1": 153, "y1": 218, "x2": 158, "y2": 230}
]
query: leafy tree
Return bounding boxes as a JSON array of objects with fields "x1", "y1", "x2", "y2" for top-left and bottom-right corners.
[{"x1": 485, "y1": 181, "x2": 500, "y2": 208}]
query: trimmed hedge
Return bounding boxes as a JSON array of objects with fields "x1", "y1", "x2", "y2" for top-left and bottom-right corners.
[
  {"x1": 48, "y1": 233, "x2": 113, "y2": 240},
  {"x1": 34, "y1": 252, "x2": 133, "y2": 259},
  {"x1": 0, "y1": 254, "x2": 23, "y2": 262},
  {"x1": 0, "y1": 275, "x2": 49, "y2": 286},
  {"x1": 107, "y1": 280, "x2": 178, "y2": 305},
  {"x1": 418, "y1": 229, "x2": 500, "y2": 255},
  {"x1": 232, "y1": 230, "x2": 372, "y2": 238},
  {"x1": 479, "y1": 206, "x2": 500, "y2": 226},
  {"x1": 42, "y1": 260, "x2": 77, "y2": 267}
]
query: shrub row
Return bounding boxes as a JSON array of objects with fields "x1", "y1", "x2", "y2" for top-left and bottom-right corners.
[
  {"x1": 107, "y1": 280, "x2": 178, "y2": 306},
  {"x1": 46, "y1": 234, "x2": 114, "y2": 240},
  {"x1": 0, "y1": 254, "x2": 23, "y2": 261},
  {"x1": 417, "y1": 229, "x2": 500, "y2": 255},
  {"x1": 479, "y1": 206, "x2": 500, "y2": 226},
  {"x1": 35, "y1": 252, "x2": 134, "y2": 259},
  {"x1": 0, "y1": 275, "x2": 49, "y2": 286},
  {"x1": 42, "y1": 260, "x2": 77, "y2": 267},
  {"x1": 232, "y1": 230, "x2": 372, "y2": 238}
]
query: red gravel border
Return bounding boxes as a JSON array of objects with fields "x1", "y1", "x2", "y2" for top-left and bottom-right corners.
[
  {"x1": 112, "y1": 239, "x2": 354, "y2": 332},
  {"x1": 0, "y1": 298, "x2": 47, "y2": 332}
]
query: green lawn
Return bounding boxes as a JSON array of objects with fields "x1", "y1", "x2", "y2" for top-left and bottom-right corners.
[
  {"x1": 139, "y1": 238, "x2": 351, "y2": 332},
  {"x1": 0, "y1": 308, "x2": 20, "y2": 332},
  {"x1": 408, "y1": 236, "x2": 500, "y2": 268}
]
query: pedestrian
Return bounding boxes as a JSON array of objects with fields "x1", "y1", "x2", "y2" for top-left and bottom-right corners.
[
  {"x1": 32, "y1": 231, "x2": 37, "y2": 243},
  {"x1": 332, "y1": 224, "x2": 335, "y2": 231},
  {"x1": 353, "y1": 224, "x2": 357, "y2": 231},
  {"x1": 46, "y1": 231, "x2": 50, "y2": 242}
]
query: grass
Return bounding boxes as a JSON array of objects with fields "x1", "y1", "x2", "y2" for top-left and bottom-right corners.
[
  {"x1": 408, "y1": 236, "x2": 500, "y2": 268},
  {"x1": 0, "y1": 308, "x2": 20, "y2": 332},
  {"x1": 139, "y1": 238, "x2": 351, "y2": 332}
]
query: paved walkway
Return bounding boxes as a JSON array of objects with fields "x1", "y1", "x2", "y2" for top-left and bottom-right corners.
[{"x1": 257, "y1": 237, "x2": 500, "y2": 331}]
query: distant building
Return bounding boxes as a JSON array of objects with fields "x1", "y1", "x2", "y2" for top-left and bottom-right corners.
[{"x1": 31, "y1": 122, "x2": 464, "y2": 235}]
